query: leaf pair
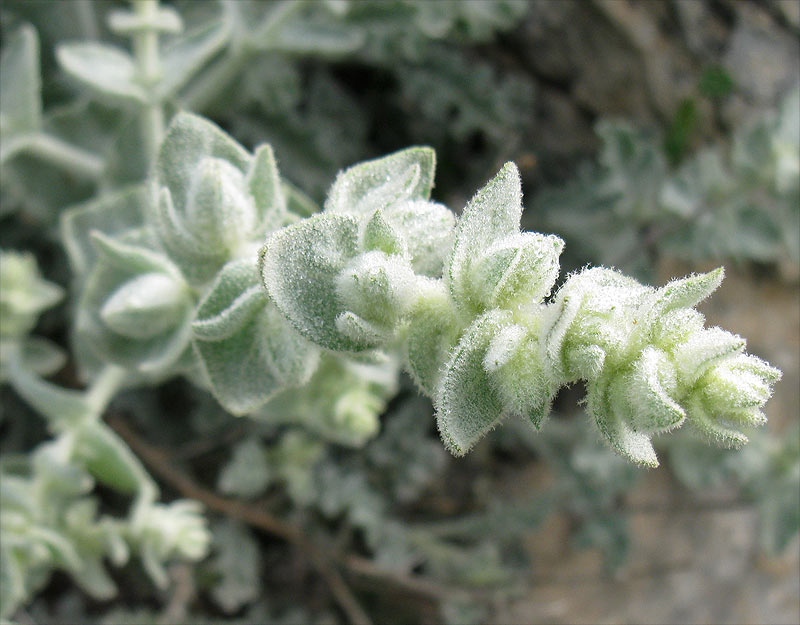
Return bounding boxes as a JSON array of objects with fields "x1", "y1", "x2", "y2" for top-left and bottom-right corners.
[
  {"x1": 261, "y1": 147, "x2": 450, "y2": 352},
  {"x1": 192, "y1": 259, "x2": 319, "y2": 415},
  {"x1": 154, "y1": 113, "x2": 286, "y2": 285}
]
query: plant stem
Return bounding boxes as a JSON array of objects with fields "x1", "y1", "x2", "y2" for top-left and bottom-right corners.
[
  {"x1": 86, "y1": 365, "x2": 127, "y2": 416},
  {"x1": 132, "y1": 0, "x2": 165, "y2": 163},
  {"x1": 110, "y1": 414, "x2": 373, "y2": 625},
  {"x1": 23, "y1": 132, "x2": 105, "y2": 179}
]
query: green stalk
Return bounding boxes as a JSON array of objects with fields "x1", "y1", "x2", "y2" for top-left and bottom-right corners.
[
  {"x1": 24, "y1": 132, "x2": 106, "y2": 179},
  {"x1": 132, "y1": 0, "x2": 165, "y2": 163}
]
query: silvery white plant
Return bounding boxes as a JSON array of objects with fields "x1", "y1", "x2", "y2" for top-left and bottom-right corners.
[
  {"x1": 260, "y1": 149, "x2": 781, "y2": 466},
  {"x1": 0, "y1": 249, "x2": 211, "y2": 620}
]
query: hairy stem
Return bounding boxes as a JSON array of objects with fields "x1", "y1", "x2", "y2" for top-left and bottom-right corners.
[
  {"x1": 23, "y1": 132, "x2": 105, "y2": 179},
  {"x1": 132, "y1": 0, "x2": 165, "y2": 162}
]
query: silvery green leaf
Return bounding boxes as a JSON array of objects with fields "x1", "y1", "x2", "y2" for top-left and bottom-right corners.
[
  {"x1": 335, "y1": 310, "x2": 389, "y2": 345},
  {"x1": 672, "y1": 327, "x2": 745, "y2": 385},
  {"x1": 0, "y1": 249, "x2": 64, "y2": 339},
  {"x1": 156, "y1": 112, "x2": 251, "y2": 217},
  {"x1": 73, "y1": 422, "x2": 151, "y2": 495},
  {"x1": 0, "y1": 24, "x2": 41, "y2": 161},
  {"x1": 248, "y1": 144, "x2": 287, "y2": 233},
  {"x1": 484, "y1": 322, "x2": 551, "y2": 427},
  {"x1": 260, "y1": 212, "x2": 377, "y2": 351},
  {"x1": 467, "y1": 232, "x2": 563, "y2": 310},
  {"x1": 405, "y1": 282, "x2": 461, "y2": 395},
  {"x1": 17, "y1": 337, "x2": 66, "y2": 377},
  {"x1": 0, "y1": 336, "x2": 67, "y2": 383},
  {"x1": 384, "y1": 200, "x2": 455, "y2": 276},
  {"x1": 619, "y1": 347, "x2": 685, "y2": 434},
  {"x1": 543, "y1": 268, "x2": 646, "y2": 383},
  {"x1": 588, "y1": 375, "x2": 659, "y2": 467},
  {"x1": 152, "y1": 187, "x2": 229, "y2": 285},
  {"x1": 194, "y1": 259, "x2": 319, "y2": 414},
  {"x1": 637, "y1": 268, "x2": 724, "y2": 337},
  {"x1": 78, "y1": 233, "x2": 193, "y2": 375},
  {"x1": 363, "y1": 209, "x2": 406, "y2": 256},
  {"x1": 436, "y1": 310, "x2": 512, "y2": 456},
  {"x1": 335, "y1": 250, "x2": 418, "y2": 331},
  {"x1": 60, "y1": 185, "x2": 148, "y2": 280},
  {"x1": 132, "y1": 500, "x2": 210, "y2": 589},
  {"x1": 256, "y1": 354, "x2": 397, "y2": 447},
  {"x1": 701, "y1": 353, "x2": 781, "y2": 411},
  {"x1": 325, "y1": 147, "x2": 435, "y2": 215},
  {"x1": 185, "y1": 156, "x2": 256, "y2": 250},
  {"x1": 6, "y1": 358, "x2": 93, "y2": 425},
  {"x1": 159, "y1": 19, "x2": 229, "y2": 98},
  {"x1": 217, "y1": 438, "x2": 271, "y2": 499},
  {"x1": 258, "y1": 20, "x2": 365, "y2": 56},
  {"x1": 447, "y1": 162, "x2": 522, "y2": 312},
  {"x1": 100, "y1": 272, "x2": 188, "y2": 340},
  {"x1": 192, "y1": 260, "x2": 265, "y2": 342},
  {"x1": 56, "y1": 43, "x2": 148, "y2": 104},
  {"x1": 685, "y1": 395, "x2": 749, "y2": 449}
]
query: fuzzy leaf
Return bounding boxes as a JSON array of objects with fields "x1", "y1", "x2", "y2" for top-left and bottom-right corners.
[
  {"x1": 467, "y1": 232, "x2": 563, "y2": 310},
  {"x1": 335, "y1": 250, "x2": 418, "y2": 331},
  {"x1": 73, "y1": 422, "x2": 151, "y2": 494},
  {"x1": 484, "y1": 323, "x2": 551, "y2": 427},
  {"x1": 405, "y1": 281, "x2": 461, "y2": 395},
  {"x1": 640, "y1": 268, "x2": 724, "y2": 333},
  {"x1": 447, "y1": 162, "x2": 522, "y2": 311},
  {"x1": 436, "y1": 310, "x2": 511, "y2": 456},
  {"x1": 195, "y1": 260, "x2": 319, "y2": 414},
  {"x1": 0, "y1": 24, "x2": 41, "y2": 149},
  {"x1": 325, "y1": 147, "x2": 435, "y2": 215},
  {"x1": 672, "y1": 327, "x2": 745, "y2": 385},
  {"x1": 100, "y1": 272, "x2": 188, "y2": 340},
  {"x1": 259, "y1": 20, "x2": 365, "y2": 56},
  {"x1": 589, "y1": 376, "x2": 659, "y2": 467},
  {"x1": 60, "y1": 185, "x2": 148, "y2": 279},
  {"x1": 159, "y1": 18, "x2": 229, "y2": 97},
  {"x1": 248, "y1": 144, "x2": 287, "y2": 233},
  {"x1": 620, "y1": 347, "x2": 685, "y2": 433},
  {"x1": 192, "y1": 260, "x2": 265, "y2": 342},
  {"x1": 78, "y1": 233, "x2": 193, "y2": 375},
  {"x1": 363, "y1": 209, "x2": 406, "y2": 256},
  {"x1": 57, "y1": 43, "x2": 147, "y2": 104},
  {"x1": 156, "y1": 113, "x2": 251, "y2": 217},
  {"x1": 260, "y1": 212, "x2": 378, "y2": 351},
  {"x1": 185, "y1": 156, "x2": 256, "y2": 250},
  {"x1": 385, "y1": 200, "x2": 456, "y2": 277},
  {"x1": 152, "y1": 187, "x2": 228, "y2": 285}
]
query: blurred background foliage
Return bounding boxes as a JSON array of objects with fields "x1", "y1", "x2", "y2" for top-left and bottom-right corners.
[{"x1": 0, "y1": 1, "x2": 798, "y2": 623}]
